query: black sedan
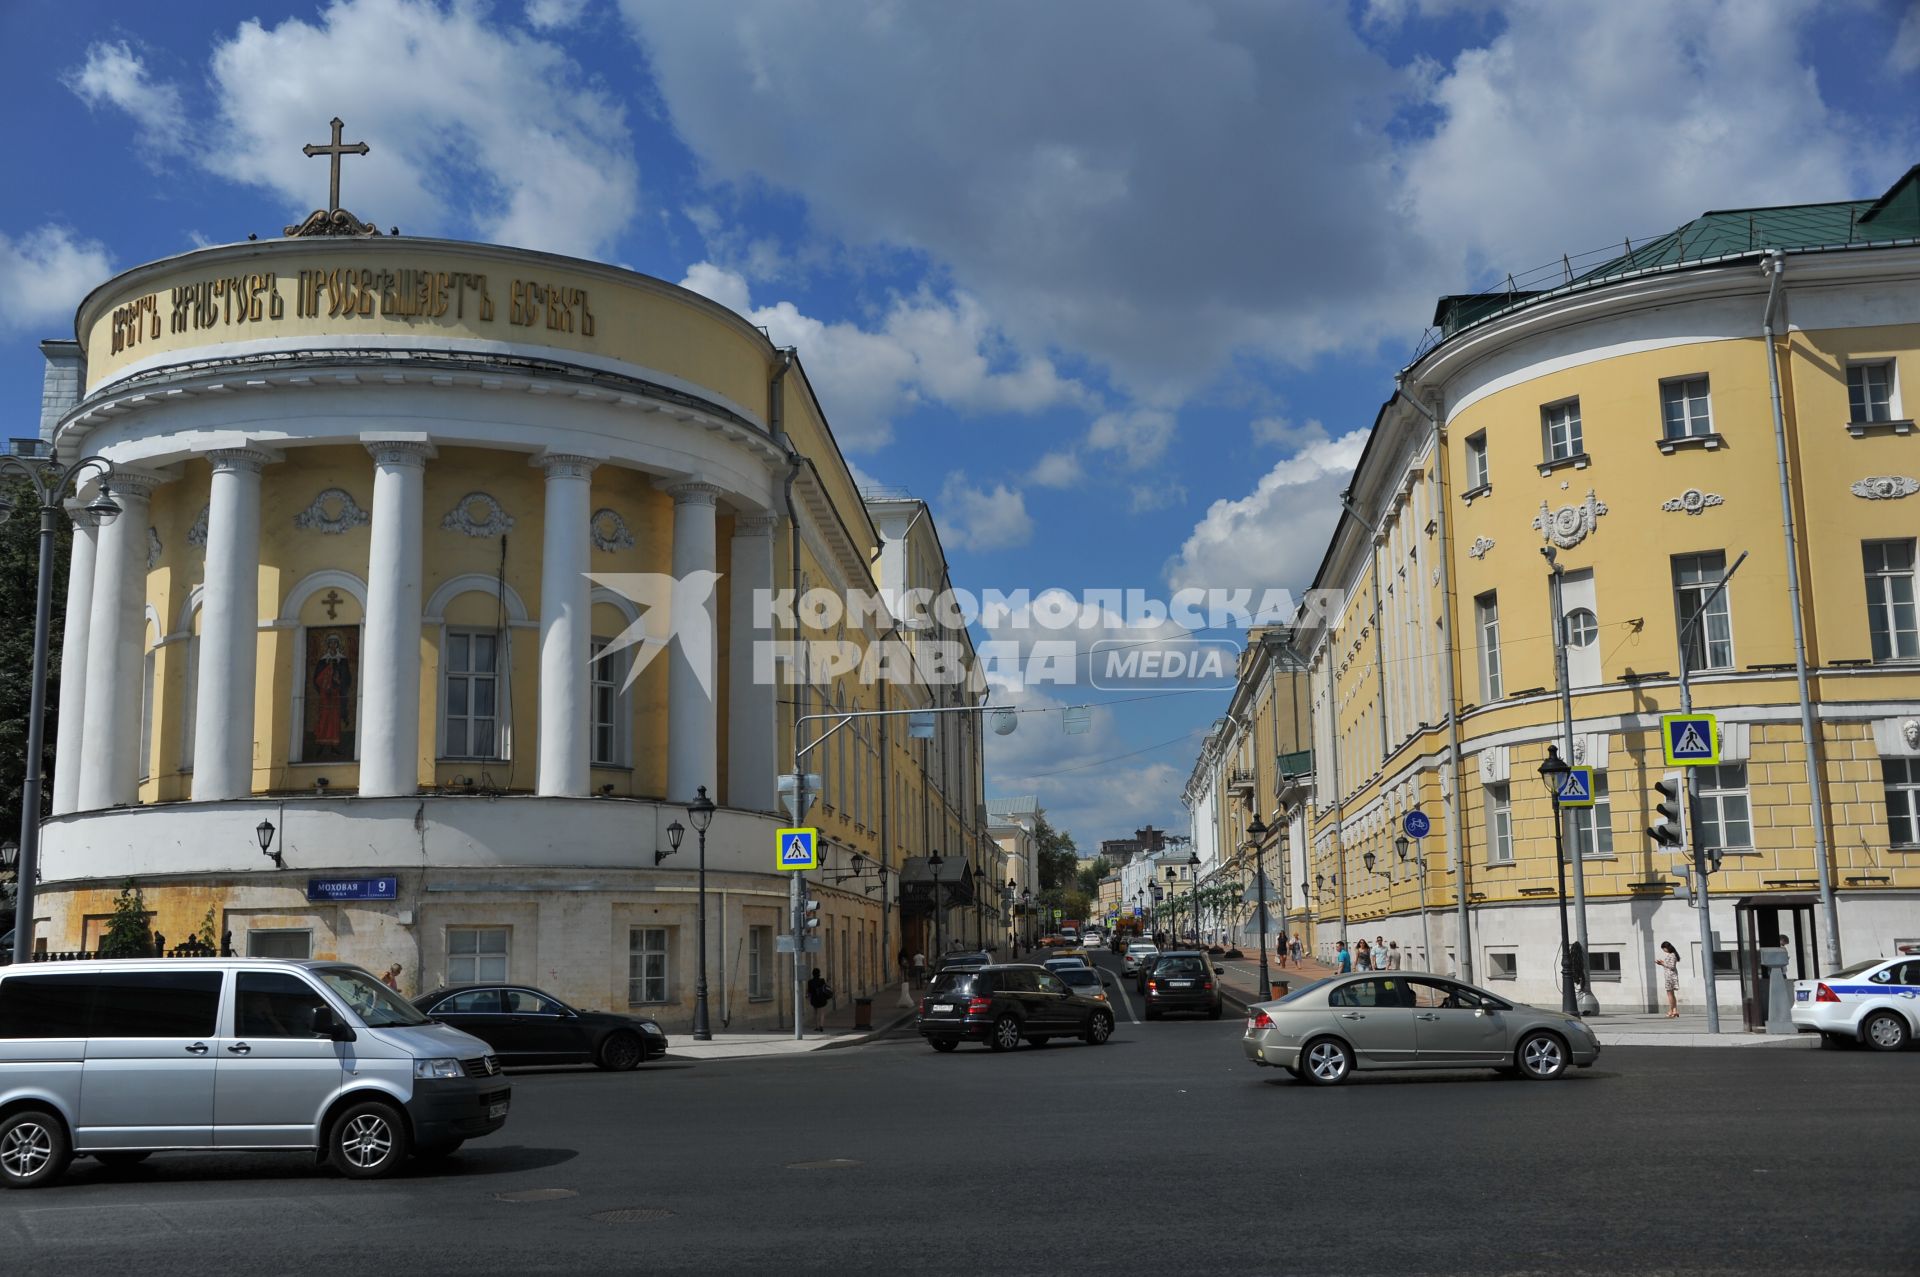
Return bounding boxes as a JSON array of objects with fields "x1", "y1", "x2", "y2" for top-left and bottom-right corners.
[
  {"x1": 917, "y1": 964, "x2": 1115, "y2": 1052},
  {"x1": 1142, "y1": 951, "x2": 1224, "y2": 1019},
  {"x1": 414, "y1": 984, "x2": 667, "y2": 1070}
]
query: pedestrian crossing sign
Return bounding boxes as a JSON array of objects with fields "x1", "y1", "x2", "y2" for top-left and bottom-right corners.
[
  {"x1": 775, "y1": 827, "x2": 819, "y2": 871},
  {"x1": 1660, "y1": 712, "x2": 1720, "y2": 766},
  {"x1": 1556, "y1": 766, "x2": 1595, "y2": 807}
]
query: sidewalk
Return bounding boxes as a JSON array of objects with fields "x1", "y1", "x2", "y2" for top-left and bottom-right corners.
[
  {"x1": 663, "y1": 985, "x2": 919, "y2": 1061},
  {"x1": 1215, "y1": 952, "x2": 1337, "y2": 1010}
]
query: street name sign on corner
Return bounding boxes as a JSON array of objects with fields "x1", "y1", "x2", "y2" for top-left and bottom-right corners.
[
  {"x1": 307, "y1": 877, "x2": 397, "y2": 902},
  {"x1": 1556, "y1": 767, "x2": 1595, "y2": 807},
  {"x1": 1660, "y1": 713, "x2": 1720, "y2": 766},
  {"x1": 1403, "y1": 810, "x2": 1431, "y2": 839},
  {"x1": 775, "y1": 827, "x2": 819, "y2": 871}
]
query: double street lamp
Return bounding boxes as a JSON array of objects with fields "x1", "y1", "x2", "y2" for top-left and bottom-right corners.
[
  {"x1": 1247, "y1": 813, "x2": 1270, "y2": 995},
  {"x1": 1537, "y1": 746, "x2": 1581, "y2": 1017},
  {"x1": 1396, "y1": 833, "x2": 1433, "y2": 974},
  {"x1": 2, "y1": 452, "x2": 120, "y2": 965},
  {"x1": 686, "y1": 785, "x2": 716, "y2": 1041}
]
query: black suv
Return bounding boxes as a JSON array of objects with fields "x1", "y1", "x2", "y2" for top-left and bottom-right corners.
[
  {"x1": 1142, "y1": 950, "x2": 1224, "y2": 1020},
  {"x1": 917, "y1": 964, "x2": 1116, "y2": 1052}
]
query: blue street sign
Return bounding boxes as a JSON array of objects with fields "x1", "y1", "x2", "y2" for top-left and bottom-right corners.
[
  {"x1": 776, "y1": 827, "x2": 819, "y2": 871},
  {"x1": 1403, "y1": 810, "x2": 1431, "y2": 839},
  {"x1": 306, "y1": 876, "x2": 398, "y2": 902},
  {"x1": 1557, "y1": 767, "x2": 1595, "y2": 807},
  {"x1": 1661, "y1": 713, "x2": 1720, "y2": 765}
]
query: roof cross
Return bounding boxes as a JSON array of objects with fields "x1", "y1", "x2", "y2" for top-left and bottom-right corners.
[{"x1": 302, "y1": 117, "x2": 370, "y2": 213}]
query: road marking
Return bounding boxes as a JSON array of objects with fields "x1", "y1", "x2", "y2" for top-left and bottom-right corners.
[{"x1": 1100, "y1": 965, "x2": 1140, "y2": 1024}]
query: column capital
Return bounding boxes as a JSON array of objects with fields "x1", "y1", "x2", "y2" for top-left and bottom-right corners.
[
  {"x1": 364, "y1": 439, "x2": 436, "y2": 469},
  {"x1": 207, "y1": 446, "x2": 280, "y2": 475},
  {"x1": 101, "y1": 466, "x2": 170, "y2": 503},
  {"x1": 531, "y1": 451, "x2": 601, "y2": 480},
  {"x1": 732, "y1": 512, "x2": 779, "y2": 537},
  {"x1": 667, "y1": 480, "x2": 723, "y2": 507}
]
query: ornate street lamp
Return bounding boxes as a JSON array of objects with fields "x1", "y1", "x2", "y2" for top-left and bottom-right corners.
[
  {"x1": 1537, "y1": 745, "x2": 1580, "y2": 1016},
  {"x1": 929, "y1": 850, "x2": 945, "y2": 959},
  {"x1": 1, "y1": 451, "x2": 117, "y2": 964},
  {"x1": 687, "y1": 785, "x2": 717, "y2": 1040},
  {"x1": 256, "y1": 818, "x2": 283, "y2": 869},
  {"x1": 1246, "y1": 813, "x2": 1270, "y2": 995},
  {"x1": 656, "y1": 819, "x2": 685, "y2": 865}
]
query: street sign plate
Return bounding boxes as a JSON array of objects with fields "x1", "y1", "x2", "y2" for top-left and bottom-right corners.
[
  {"x1": 1403, "y1": 810, "x2": 1431, "y2": 839},
  {"x1": 1557, "y1": 767, "x2": 1595, "y2": 807},
  {"x1": 776, "y1": 935, "x2": 822, "y2": 953},
  {"x1": 775, "y1": 827, "x2": 819, "y2": 871},
  {"x1": 778, "y1": 774, "x2": 821, "y2": 824},
  {"x1": 1660, "y1": 713, "x2": 1720, "y2": 766}
]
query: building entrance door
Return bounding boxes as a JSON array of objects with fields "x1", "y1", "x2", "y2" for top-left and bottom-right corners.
[{"x1": 1735, "y1": 895, "x2": 1818, "y2": 1032}]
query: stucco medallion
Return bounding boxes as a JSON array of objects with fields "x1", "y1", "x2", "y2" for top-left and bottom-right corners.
[
  {"x1": 1849, "y1": 475, "x2": 1919, "y2": 501},
  {"x1": 1532, "y1": 489, "x2": 1608, "y2": 549},
  {"x1": 590, "y1": 507, "x2": 635, "y2": 553},
  {"x1": 441, "y1": 492, "x2": 515, "y2": 538},
  {"x1": 1468, "y1": 536, "x2": 1495, "y2": 559},
  {"x1": 293, "y1": 487, "x2": 371, "y2": 535},
  {"x1": 1660, "y1": 488, "x2": 1723, "y2": 516}
]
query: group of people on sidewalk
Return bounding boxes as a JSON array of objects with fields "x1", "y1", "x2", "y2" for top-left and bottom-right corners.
[
  {"x1": 1273, "y1": 933, "x2": 1304, "y2": 967},
  {"x1": 1332, "y1": 936, "x2": 1408, "y2": 972}
]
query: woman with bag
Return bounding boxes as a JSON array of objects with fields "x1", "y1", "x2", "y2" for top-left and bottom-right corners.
[
  {"x1": 806, "y1": 967, "x2": 834, "y2": 1033},
  {"x1": 1656, "y1": 941, "x2": 1681, "y2": 1017}
]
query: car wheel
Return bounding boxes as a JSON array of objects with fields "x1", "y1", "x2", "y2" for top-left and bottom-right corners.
[
  {"x1": 328, "y1": 1100, "x2": 411, "y2": 1179},
  {"x1": 989, "y1": 1014, "x2": 1022, "y2": 1052},
  {"x1": 1516, "y1": 1030, "x2": 1570, "y2": 1080},
  {"x1": 1861, "y1": 1011, "x2": 1910, "y2": 1052},
  {"x1": 929, "y1": 1038, "x2": 959, "y2": 1053},
  {"x1": 1300, "y1": 1037, "x2": 1352, "y2": 1086},
  {"x1": 414, "y1": 1140, "x2": 465, "y2": 1161},
  {"x1": 597, "y1": 1031, "x2": 644, "y2": 1071},
  {"x1": 1084, "y1": 1013, "x2": 1113, "y2": 1045},
  {"x1": 93, "y1": 1151, "x2": 152, "y2": 1169},
  {"x1": 0, "y1": 1110, "x2": 70, "y2": 1188}
]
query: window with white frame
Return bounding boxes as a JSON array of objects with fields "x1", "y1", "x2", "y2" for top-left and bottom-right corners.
[
  {"x1": 443, "y1": 630, "x2": 500, "y2": 759},
  {"x1": 748, "y1": 925, "x2": 773, "y2": 999},
  {"x1": 447, "y1": 927, "x2": 508, "y2": 983},
  {"x1": 1587, "y1": 949, "x2": 1623, "y2": 981},
  {"x1": 628, "y1": 927, "x2": 671, "y2": 1005},
  {"x1": 1661, "y1": 375, "x2": 1713, "y2": 439},
  {"x1": 1567, "y1": 772, "x2": 1613, "y2": 859},
  {"x1": 1863, "y1": 539, "x2": 1919, "y2": 661},
  {"x1": 1541, "y1": 399, "x2": 1584, "y2": 462},
  {"x1": 1487, "y1": 949, "x2": 1519, "y2": 980},
  {"x1": 1476, "y1": 592, "x2": 1503, "y2": 701},
  {"x1": 1672, "y1": 551, "x2": 1735, "y2": 672},
  {"x1": 1485, "y1": 783, "x2": 1513, "y2": 864},
  {"x1": 1885, "y1": 758, "x2": 1920, "y2": 848},
  {"x1": 1691, "y1": 764, "x2": 1752, "y2": 851},
  {"x1": 589, "y1": 637, "x2": 630, "y2": 766},
  {"x1": 1847, "y1": 361, "x2": 1895, "y2": 424},
  {"x1": 1465, "y1": 432, "x2": 1490, "y2": 491}
]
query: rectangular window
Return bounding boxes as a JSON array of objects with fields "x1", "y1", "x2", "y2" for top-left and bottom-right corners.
[
  {"x1": 1487, "y1": 950, "x2": 1519, "y2": 980},
  {"x1": 443, "y1": 630, "x2": 499, "y2": 759},
  {"x1": 1847, "y1": 361, "x2": 1895, "y2": 423},
  {"x1": 1485, "y1": 783, "x2": 1513, "y2": 864},
  {"x1": 749, "y1": 925, "x2": 773, "y2": 999},
  {"x1": 1672, "y1": 552, "x2": 1735, "y2": 672},
  {"x1": 590, "y1": 637, "x2": 628, "y2": 766},
  {"x1": 1587, "y1": 950, "x2": 1623, "y2": 982},
  {"x1": 87, "y1": 971, "x2": 223, "y2": 1038},
  {"x1": 1661, "y1": 375, "x2": 1713, "y2": 439},
  {"x1": 1476, "y1": 592, "x2": 1503, "y2": 701},
  {"x1": 1465, "y1": 432, "x2": 1490, "y2": 491},
  {"x1": 1567, "y1": 772, "x2": 1614, "y2": 859},
  {"x1": 447, "y1": 926, "x2": 509, "y2": 984},
  {"x1": 1886, "y1": 758, "x2": 1920, "y2": 848},
  {"x1": 1864, "y1": 540, "x2": 1920, "y2": 661},
  {"x1": 628, "y1": 927, "x2": 671, "y2": 1005},
  {"x1": 235, "y1": 971, "x2": 329, "y2": 1038},
  {"x1": 1541, "y1": 399, "x2": 1583, "y2": 462},
  {"x1": 1691, "y1": 764, "x2": 1752, "y2": 851}
]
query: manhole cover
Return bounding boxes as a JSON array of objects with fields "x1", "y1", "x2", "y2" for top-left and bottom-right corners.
[
  {"x1": 495, "y1": 1188, "x2": 579, "y2": 1203},
  {"x1": 785, "y1": 1158, "x2": 861, "y2": 1170},
  {"x1": 590, "y1": 1208, "x2": 676, "y2": 1223}
]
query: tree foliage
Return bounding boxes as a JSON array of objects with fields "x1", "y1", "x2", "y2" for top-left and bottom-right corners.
[
  {"x1": 1034, "y1": 814, "x2": 1078, "y2": 891},
  {"x1": 0, "y1": 471, "x2": 71, "y2": 854},
  {"x1": 1074, "y1": 855, "x2": 1112, "y2": 897},
  {"x1": 98, "y1": 879, "x2": 154, "y2": 958}
]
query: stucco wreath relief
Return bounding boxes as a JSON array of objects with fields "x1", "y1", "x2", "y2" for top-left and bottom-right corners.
[
  {"x1": 1532, "y1": 489, "x2": 1608, "y2": 549},
  {"x1": 441, "y1": 492, "x2": 515, "y2": 538},
  {"x1": 293, "y1": 488, "x2": 371, "y2": 534}
]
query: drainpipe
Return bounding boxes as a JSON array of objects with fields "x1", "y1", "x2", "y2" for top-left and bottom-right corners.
[
  {"x1": 772, "y1": 347, "x2": 805, "y2": 1036},
  {"x1": 1760, "y1": 253, "x2": 1841, "y2": 968},
  {"x1": 1393, "y1": 379, "x2": 1471, "y2": 981}
]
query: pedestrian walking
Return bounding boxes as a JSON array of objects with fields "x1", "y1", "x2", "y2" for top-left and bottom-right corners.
[
  {"x1": 911, "y1": 950, "x2": 927, "y2": 987},
  {"x1": 897, "y1": 947, "x2": 909, "y2": 982},
  {"x1": 1289, "y1": 936, "x2": 1303, "y2": 964},
  {"x1": 806, "y1": 966, "x2": 834, "y2": 1033},
  {"x1": 380, "y1": 962, "x2": 403, "y2": 991},
  {"x1": 1276, "y1": 932, "x2": 1290, "y2": 969},
  {"x1": 1336, "y1": 940, "x2": 1353, "y2": 973},
  {"x1": 1385, "y1": 941, "x2": 1402, "y2": 971},
  {"x1": 1354, "y1": 939, "x2": 1373, "y2": 971},
  {"x1": 1657, "y1": 941, "x2": 1681, "y2": 1017}
]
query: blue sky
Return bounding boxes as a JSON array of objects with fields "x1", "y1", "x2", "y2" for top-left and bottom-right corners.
[{"x1": 3, "y1": 0, "x2": 1917, "y2": 846}]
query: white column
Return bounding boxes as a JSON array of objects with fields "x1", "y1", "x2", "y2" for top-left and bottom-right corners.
[
  {"x1": 191, "y1": 448, "x2": 272, "y2": 801},
  {"x1": 51, "y1": 509, "x2": 100, "y2": 815},
  {"x1": 359, "y1": 437, "x2": 434, "y2": 797},
  {"x1": 667, "y1": 482, "x2": 720, "y2": 804},
  {"x1": 77, "y1": 471, "x2": 160, "y2": 810},
  {"x1": 727, "y1": 513, "x2": 778, "y2": 810},
  {"x1": 534, "y1": 452, "x2": 598, "y2": 797}
]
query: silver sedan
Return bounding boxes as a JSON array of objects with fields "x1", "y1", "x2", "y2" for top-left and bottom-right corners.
[{"x1": 1242, "y1": 973, "x2": 1602, "y2": 1085}]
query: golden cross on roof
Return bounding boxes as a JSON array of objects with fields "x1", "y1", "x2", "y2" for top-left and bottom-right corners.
[{"x1": 302, "y1": 117, "x2": 369, "y2": 214}]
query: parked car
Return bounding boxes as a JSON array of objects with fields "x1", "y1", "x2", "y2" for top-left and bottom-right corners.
[
  {"x1": 0, "y1": 958, "x2": 509, "y2": 1187},
  {"x1": 1053, "y1": 966, "x2": 1107, "y2": 1003},
  {"x1": 1242, "y1": 973, "x2": 1602, "y2": 1085},
  {"x1": 1143, "y1": 951, "x2": 1223, "y2": 1020},
  {"x1": 413, "y1": 984, "x2": 667, "y2": 1070},
  {"x1": 1135, "y1": 952, "x2": 1171, "y2": 995},
  {"x1": 917, "y1": 964, "x2": 1115, "y2": 1052},
  {"x1": 1792, "y1": 955, "x2": 1920, "y2": 1049},
  {"x1": 1047, "y1": 949, "x2": 1094, "y2": 968},
  {"x1": 935, "y1": 950, "x2": 993, "y2": 974},
  {"x1": 1122, "y1": 944, "x2": 1159, "y2": 977}
]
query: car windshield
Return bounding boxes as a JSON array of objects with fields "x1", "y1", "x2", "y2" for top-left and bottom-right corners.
[
  {"x1": 318, "y1": 966, "x2": 432, "y2": 1027},
  {"x1": 1059, "y1": 970, "x2": 1099, "y2": 987},
  {"x1": 1155, "y1": 957, "x2": 1207, "y2": 978},
  {"x1": 1274, "y1": 978, "x2": 1335, "y2": 1005},
  {"x1": 929, "y1": 973, "x2": 976, "y2": 996},
  {"x1": 1830, "y1": 959, "x2": 1884, "y2": 978}
]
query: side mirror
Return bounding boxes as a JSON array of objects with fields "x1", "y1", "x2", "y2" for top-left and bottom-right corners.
[
  {"x1": 311, "y1": 1005, "x2": 356, "y2": 1041},
  {"x1": 1214, "y1": 966, "x2": 1225, "y2": 975}
]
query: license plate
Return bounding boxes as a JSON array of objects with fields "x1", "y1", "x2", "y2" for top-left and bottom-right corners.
[
  {"x1": 933, "y1": 1003, "x2": 954, "y2": 1012},
  {"x1": 488, "y1": 1102, "x2": 508, "y2": 1119},
  {"x1": 1795, "y1": 989, "x2": 1809, "y2": 1002},
  {"x1": 1171, "y1": 981, "x2": 1193, "y2": 988}
]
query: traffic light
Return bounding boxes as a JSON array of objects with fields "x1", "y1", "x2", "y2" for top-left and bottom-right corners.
[
  {"x1": 1696, "y1": 846, "x2": 1724, "y2": 875},
  {"x1": 802, "y1": 899, "x2": 822, "y2": 930},
  {"x1": 1650, "y1": 773, "x2": 1688, "y2": 850}
]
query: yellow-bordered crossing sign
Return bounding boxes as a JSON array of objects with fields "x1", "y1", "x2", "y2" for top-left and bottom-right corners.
[
  {"x1": 776, "y1": 827, "x2": 819, "y2": 871},
  {"x1": 1660, "y1": 713, "x2": 1720, "y2": 766}
]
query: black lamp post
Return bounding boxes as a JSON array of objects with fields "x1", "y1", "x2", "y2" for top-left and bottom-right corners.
[
  {"x1": 256, "y1": 819, "x2": 282, "y2": 869},
  {"x1": 929, "y1": 851, "x2": 945, "y2": 958},
  {"x1": 1537, "y1": 745, "x2": 1580, "y2": 1016},
  {"x1": 1005, "y1": 878, "x2": 1017, "y2": 955},
  {"x1": 687, "y1": 785, "x2": 716, "y2": 1040},
  {"x1": 1185, "y1": 852, "x2": 1200, "y2": 947},
  {"x1": 2, "y1": 452, "x2": 118, "y2": 964},
  {"x1": 1021, "y1": 887, "x2": 1032, "y2": 949},
  {"x1": 1247, "y1": 813, "x2": 1270, "y2": 994}
]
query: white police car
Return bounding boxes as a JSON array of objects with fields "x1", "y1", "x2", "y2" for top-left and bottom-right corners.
[{"x1": 1792, "y1": 955, "x2": 1920, "y2": 1050}]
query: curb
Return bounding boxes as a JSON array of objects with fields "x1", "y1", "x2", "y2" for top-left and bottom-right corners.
[{"x1": 819, "y1": 1007, "x2": 917, "y2": 1050}]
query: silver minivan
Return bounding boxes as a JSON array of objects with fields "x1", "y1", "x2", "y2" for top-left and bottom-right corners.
[{"x1": 0, "y1": 958, "x2": 511, "y2": 1187}]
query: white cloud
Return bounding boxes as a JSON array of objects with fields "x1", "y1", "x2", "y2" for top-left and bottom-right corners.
[
  {"x1": 0, "y1": 225, "x2": 114, "y2": 336},
  {"x1": 1086, "y1": 407, "x2": 1176, "y2": 469},
  {"x1": 680, "y1": 261, "x2": 1085, "y2": 450},
  {"x1": 938, "y1": 472, "x2": 1033, "y2": 551},
  {"x1": 62, "y1": 41, "x2": 188, "y2": 159},
  {"x1": 1165, "y1": 429, "x2": 1369, "y2": 596},
  {"x1": 525, "y1": 0, "x2": 590, "y2": 30},
  {"x1": 1250, "y1": 416, "x2": 1329, "y2": 451},
  {"x1": 67, "y1": 1, "x2": 639, "y2": 258},
  {"x1": 1027, "y1": 449, "x2": 1083, "y2": 488},
  {"x1": 1893, "y1": 4, "x2": 1920, "y2": 74},
  {"x1": 1128, "y1": 483, "x2": 1187, "y2": 514}
]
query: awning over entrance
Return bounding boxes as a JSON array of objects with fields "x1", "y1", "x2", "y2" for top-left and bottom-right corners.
[{"x1": 898, "y1": 855, "x2": 976, "y2": 915}]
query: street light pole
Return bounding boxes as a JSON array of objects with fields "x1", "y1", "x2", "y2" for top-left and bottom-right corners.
[
  {"x1": 687, "y1": 785, "x2": 716, "y2": 1040},
  {"x1": 1, "y1": 453, "x2": 119, "y2": 966},
  {"x1": 1397, "y1": 835, "x2": 1432, "y2": 973},
  {"x1": 929, "y1": 850, "x2": 944, "y2": 960},
  {"x1": 1544, "y1": 548, "x2": 1597, "y2": 1014},
  {"x1": 1537, "y1": 746, "x2": 1580, "y2": 1017},
  {"x1": 1247, "y1": 813, "x2": 1270, "y2": 996}
]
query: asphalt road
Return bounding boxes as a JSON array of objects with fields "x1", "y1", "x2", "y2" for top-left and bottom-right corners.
[{"x1": 2, "y1": 958, "x2": 1914, "y2": 1275}]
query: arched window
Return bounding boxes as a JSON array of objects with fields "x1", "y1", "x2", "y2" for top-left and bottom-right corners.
[
  {"x1": 282, "y1": 572, "x2": 369, "y2": 765},
  {"x1": 139, "y1": 608, "x2": 159, "y2": 782},
  {"x1": 426, "y1": 574, "x2": 529, "y2": 762},
  {"x1": 589, "y1": 591, "x2": 638, "y2": 769}
]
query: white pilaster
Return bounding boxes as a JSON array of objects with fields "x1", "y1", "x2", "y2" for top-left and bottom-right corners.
[
  {"x1": 51, "y1": 507, "x2": 100, "y2": 815},
  {"x1": 359, "y1": 437, "x2": 434, "y2": 797},
  {"x1": 192, "y1": 448, "x2": 273, "y2": 801},
  {"x1": 667, "y1": 482, "x2": 721, "y2": 804},
  {"x1": 534, "y1": 452, "x2": 598, "y2": 797},
  {"x1": 76, "y1": 471, "x2": 161, "y2": 810},
  {"x1": 727, "y1": 513, "x2": 778, "y2": 810}
]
